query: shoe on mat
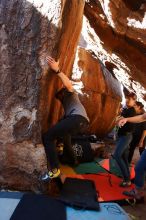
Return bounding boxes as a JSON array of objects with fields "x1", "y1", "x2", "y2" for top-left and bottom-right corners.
[
  {"x1": 123, "y1": 188, "x2": 144, "y2": 200},
  {"x1": 119, "y1": 181, "x2": 131, "y2": 187},
  {"x1": 40, "y1": 169, "x2": 61, "y2": 182}
]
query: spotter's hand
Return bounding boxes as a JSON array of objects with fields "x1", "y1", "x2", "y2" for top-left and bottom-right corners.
[{"x1": 118, "y1": 118, "x2": 127, "y2": 127}]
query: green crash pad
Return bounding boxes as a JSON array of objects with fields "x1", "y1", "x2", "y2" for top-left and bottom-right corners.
[
  {"x1": 74, "y1": 160, "x2": 107, "y2": 174},
  {"x1": 74, "y1": 158, "x2": 122, "y2": 177}
]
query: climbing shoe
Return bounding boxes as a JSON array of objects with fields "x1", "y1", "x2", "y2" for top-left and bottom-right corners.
[{"x1": 40, "y1": 169, "x2": 61, "y2": 182}]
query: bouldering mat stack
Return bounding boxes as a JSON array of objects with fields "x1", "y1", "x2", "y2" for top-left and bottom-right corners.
[
  {"x1": 60, "y1": 155, "x2": 136, "y2": 205},
  {"x1": 0, "y1": 192, "x2": 131, "y2": 220}
]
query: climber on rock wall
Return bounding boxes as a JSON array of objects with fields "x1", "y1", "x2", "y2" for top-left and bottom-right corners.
[{"x1": 41, "y1": 56, "x2": 89, "y2": 181}]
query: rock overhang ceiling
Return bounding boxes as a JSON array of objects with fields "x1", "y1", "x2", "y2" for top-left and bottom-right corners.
[{"x1": 83, "y1": 0, "x2": 146, "y2": 107}]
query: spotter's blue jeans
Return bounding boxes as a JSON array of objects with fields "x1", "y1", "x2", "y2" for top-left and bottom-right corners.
[
  {"x1": 134, "y1": 149, "x2": 146, "y2": 189},
  {"x1": 114, "y1": 134, "x2": 132, "y2": 181}
]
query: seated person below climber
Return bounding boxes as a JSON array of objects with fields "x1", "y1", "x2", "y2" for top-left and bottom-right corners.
[
  {"x1": 57, "y1": 136, "x2": 105, "y2": 165},
  {"x1": 41, "y1": 56, "x2": 89, "y2": 181}
]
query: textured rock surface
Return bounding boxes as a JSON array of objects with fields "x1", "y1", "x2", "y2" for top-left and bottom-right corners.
[
  {"x1": 84, "y1": 0, "x2": 146, "y2": 105},
  {"x1": 72, "y1": 47, "x2": 122, "y2": 135},
  {"x1": 0, "y1": 0, "x2": 85, "y2": 190}
]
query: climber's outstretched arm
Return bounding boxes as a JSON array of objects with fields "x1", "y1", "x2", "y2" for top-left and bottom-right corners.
[{"x1": 46, "y1": 56, "x2": 74, "y2": 92}]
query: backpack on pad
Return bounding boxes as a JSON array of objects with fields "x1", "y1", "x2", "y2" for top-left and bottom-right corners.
[{"x1": 58, "y1": 177, "x2": 100, "y2": 211}]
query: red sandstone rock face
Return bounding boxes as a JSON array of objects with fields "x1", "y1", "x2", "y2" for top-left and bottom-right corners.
[
  {"x1": 0, "y1": 0, "x2": 85, "y2": 190},
  {"x1": 72, "y1": 47, "x2": 122, "y2": 135},
  {"x1": 84, "y1": 0, "x2": 146, "y2": 105}
]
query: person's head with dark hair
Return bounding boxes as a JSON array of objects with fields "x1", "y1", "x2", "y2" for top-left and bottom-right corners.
[
  {"x1": 55, "y1": 87, "x2": 72, "y2": 102},
  {"x1": 134, "y1": 101, "x2": 144, "y2": 114},
  {"x1": 125, "y1": 92, "x2": 137, "y2": 108}
]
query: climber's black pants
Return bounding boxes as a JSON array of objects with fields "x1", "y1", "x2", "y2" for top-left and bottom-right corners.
[{"x1": 42, "y1": 115, "x2": 89, "y2": 169}]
